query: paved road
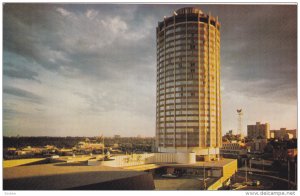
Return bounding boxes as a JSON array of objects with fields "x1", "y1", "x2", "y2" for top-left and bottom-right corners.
[
  {"x1": 233, "y1": 172, "x2": 273, "y2": 190},
  {"x1": 235, "y1": 171, "x2": 295, "y2": 190}
]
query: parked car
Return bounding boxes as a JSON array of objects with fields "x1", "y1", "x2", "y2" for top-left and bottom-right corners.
[
  {"x1": 161, "y1": 173, "x2": 178, "y2": 178},
  {"x1": 232, "y1": 183, "x2": 247, "y2": 190},
  {"x1": 252, "y1": 180, "x2": 260, "y2": 186}
]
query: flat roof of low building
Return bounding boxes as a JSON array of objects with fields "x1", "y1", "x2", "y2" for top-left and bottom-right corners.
[
  {"x1": 160, "y1": 158, "x2": 237, "y2": 169},
  {"x1": 4, "y1": 158, "x2": 237, "y2": 190},
  {"x1": 4, "y1": 162, "x2": 149, "y2": 190}
]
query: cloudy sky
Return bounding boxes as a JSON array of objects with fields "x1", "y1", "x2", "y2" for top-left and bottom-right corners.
[{"x1": 3, "y1": 4, "x2": 297, "y2": 137}]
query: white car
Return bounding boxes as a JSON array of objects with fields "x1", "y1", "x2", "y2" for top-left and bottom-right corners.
[
  {"x1": 252, "y1": 180, "x2": 260, "y2": 186},
  {"x1": 161, "y1": 173, "x2": 178, "y2": 178}
]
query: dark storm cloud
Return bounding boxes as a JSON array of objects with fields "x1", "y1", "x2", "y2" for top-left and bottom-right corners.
[
  {"x1": 5, "y1": 4, "x2": 296, "y2": 103},
  {"x1": 4, "y1": 4, "x2": 297, "y2": 83},
  {"x1": 150, "y1": 5, "x2": 297, "y2": 104},
  {"x1": 3, "y1": 86, "x2": 43, "y2": 104},
  {"x1": 3, "y1": 62, "x2": 40, "y2": 82},
  {"x1": 212, "y1": 5, "x2": 297, "y2": 103},
  {"x1": 3, "y1": 4, "x2": 156, "y2": 83},
  {"x1": 3, "y1": 4, "x2": 63, "y2": 71}
]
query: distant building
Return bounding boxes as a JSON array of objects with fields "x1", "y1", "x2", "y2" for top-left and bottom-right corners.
[
  {"x1": 270, "y1": 128, "x2": 297, "y2": 140},
  {"x1": 114, "y1": 135, "x2": 121, "y2": 139},
  {"x1": 75, "y1": 141, "x2": 104, "y2": 150},
  {"x1": 112, "y1": 143, "x2": 119, "y2": 148},
  {"x1": 273, "y1": 148, "x2": 297, "y2": 161},
  {"x1": 222, "y1": 130, "x2": 244, "y2": 142},
  {"x1": 284, "y1": 133, "x2": 294, "y2": 140},
  {"x1": 220, "y1": 140, "x2": 248, "y2": 156},
  {"x1": 246, "y1": 139, "x2": 268, "y2": 153},
  {"x1": 58, "y1": 148, "x2": 74, "y2": 156},
  {"x1": 44, "y1": 145, "x2": 57, "y2": 150},
  {"x1": 6, "y1": 147, "x2": 16, "y2": 151},
  {"x1": 247, "y1": 122, "x2": 270, "y2": 139}
]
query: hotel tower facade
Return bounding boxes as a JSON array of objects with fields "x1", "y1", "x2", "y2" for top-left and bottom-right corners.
[{"x1": 156, "y1": 7, "x2": 221, "y2": 160}]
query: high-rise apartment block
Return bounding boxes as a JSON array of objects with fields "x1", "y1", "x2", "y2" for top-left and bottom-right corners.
[
  {"x1": 155, "y1": 7, "x2": 221, "y2": 160},
  {"x1": 247, "y1": 122, "x2": 270, "y2": 139}
]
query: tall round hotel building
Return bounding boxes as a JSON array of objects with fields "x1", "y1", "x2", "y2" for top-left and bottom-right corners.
[{"x1": 156, "y1": 7, "x2": 221, "y2": 160}]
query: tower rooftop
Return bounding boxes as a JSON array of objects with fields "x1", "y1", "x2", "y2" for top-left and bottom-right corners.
[{"x1": 175, "y1": 7, "x2": 203, "y2": 15}]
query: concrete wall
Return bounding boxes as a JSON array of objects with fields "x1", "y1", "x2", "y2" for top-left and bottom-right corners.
[
  {"x1": 152, "y1": 153, "x2": 176, "y2": 163},
  {"x1": 89, "y1": 152, "x2": 196, "y2": 167},
  {"x1": 68, "y1": 173, "x2": 155, "y2": 190},
  {"x1": 211, "y1": 169, "x2": 222, "y2": 177},
  {"x1": 158, "y1": 147, "x2": 219, "y2": 155},
  {"x1": 176, "y1": 152, "x2": 196, "y2": 164},
  {"x1": 4, "y1": 171, "x2": 155, "y2": 190},
  {"x1": 207, "y1": 159, "x2": 237, "y2": 190}
]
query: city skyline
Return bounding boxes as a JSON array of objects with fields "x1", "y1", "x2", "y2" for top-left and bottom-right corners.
[{"x1": 3, "y1": 4, "x2": 297, "y2": 137}]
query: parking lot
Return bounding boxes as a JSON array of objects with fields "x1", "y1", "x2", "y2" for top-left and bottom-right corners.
[{"x1": 231, "y1": 171, "x2": 291, "y2": 190}]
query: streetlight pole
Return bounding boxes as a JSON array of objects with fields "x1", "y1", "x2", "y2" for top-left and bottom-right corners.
[
  {"x1": 288, "y1": 160, "x2": 290, "y2": 189},
  {"x1": 204, "y1": 165, "x2": 206, "y2": 190},
  {"x1": 102, "y1": 135, "x2": 105, "y2": 158},
  {"x1": 245, "y1": 159, "x2": 248, "y2": 183},
  {"x1": 295, "y1": 162, "x2": 297, "y2": 185},
  {"x1": 202, "y1": 162, "x2": 206, "y2": 190}
]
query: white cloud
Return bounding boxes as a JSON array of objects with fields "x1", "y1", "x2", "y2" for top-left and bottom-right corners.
[
  {"x1": 56, "y1": 7, "x2": 71, "y2": 17},
  {"x1": 85, "y1": 9, "x2": 98, "y2": 19},
  {"x1": 100, "y1": 16, "x2": 128, "y2": 34}
]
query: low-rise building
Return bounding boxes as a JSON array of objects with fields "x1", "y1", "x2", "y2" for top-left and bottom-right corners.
[
  {"x1": 223, "y1": 130, "x2": 244, "y2": 142},
  {"x1": 273, "y1": 148, "x2": 297, "y2": 161},
  {"x1": 220, "y1": 141, "x2": 248, "y2": 156},
  {"x1": 246, "y1": 139, "x2": 268, "y2": 153},
  {"x1": 270, "y1": 128, "x2": 297, "y2": 140},
  {"x1": 284, "y1": 133, "x2": 294, "y2": 140},
  {"x1": 75, "y1": 141, "x2": 104, "y2": 151}
]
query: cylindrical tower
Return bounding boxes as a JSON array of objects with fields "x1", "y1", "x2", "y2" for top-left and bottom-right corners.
[{"x1": 156, "y1": 7, "x2": 221, "y2": 160}]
